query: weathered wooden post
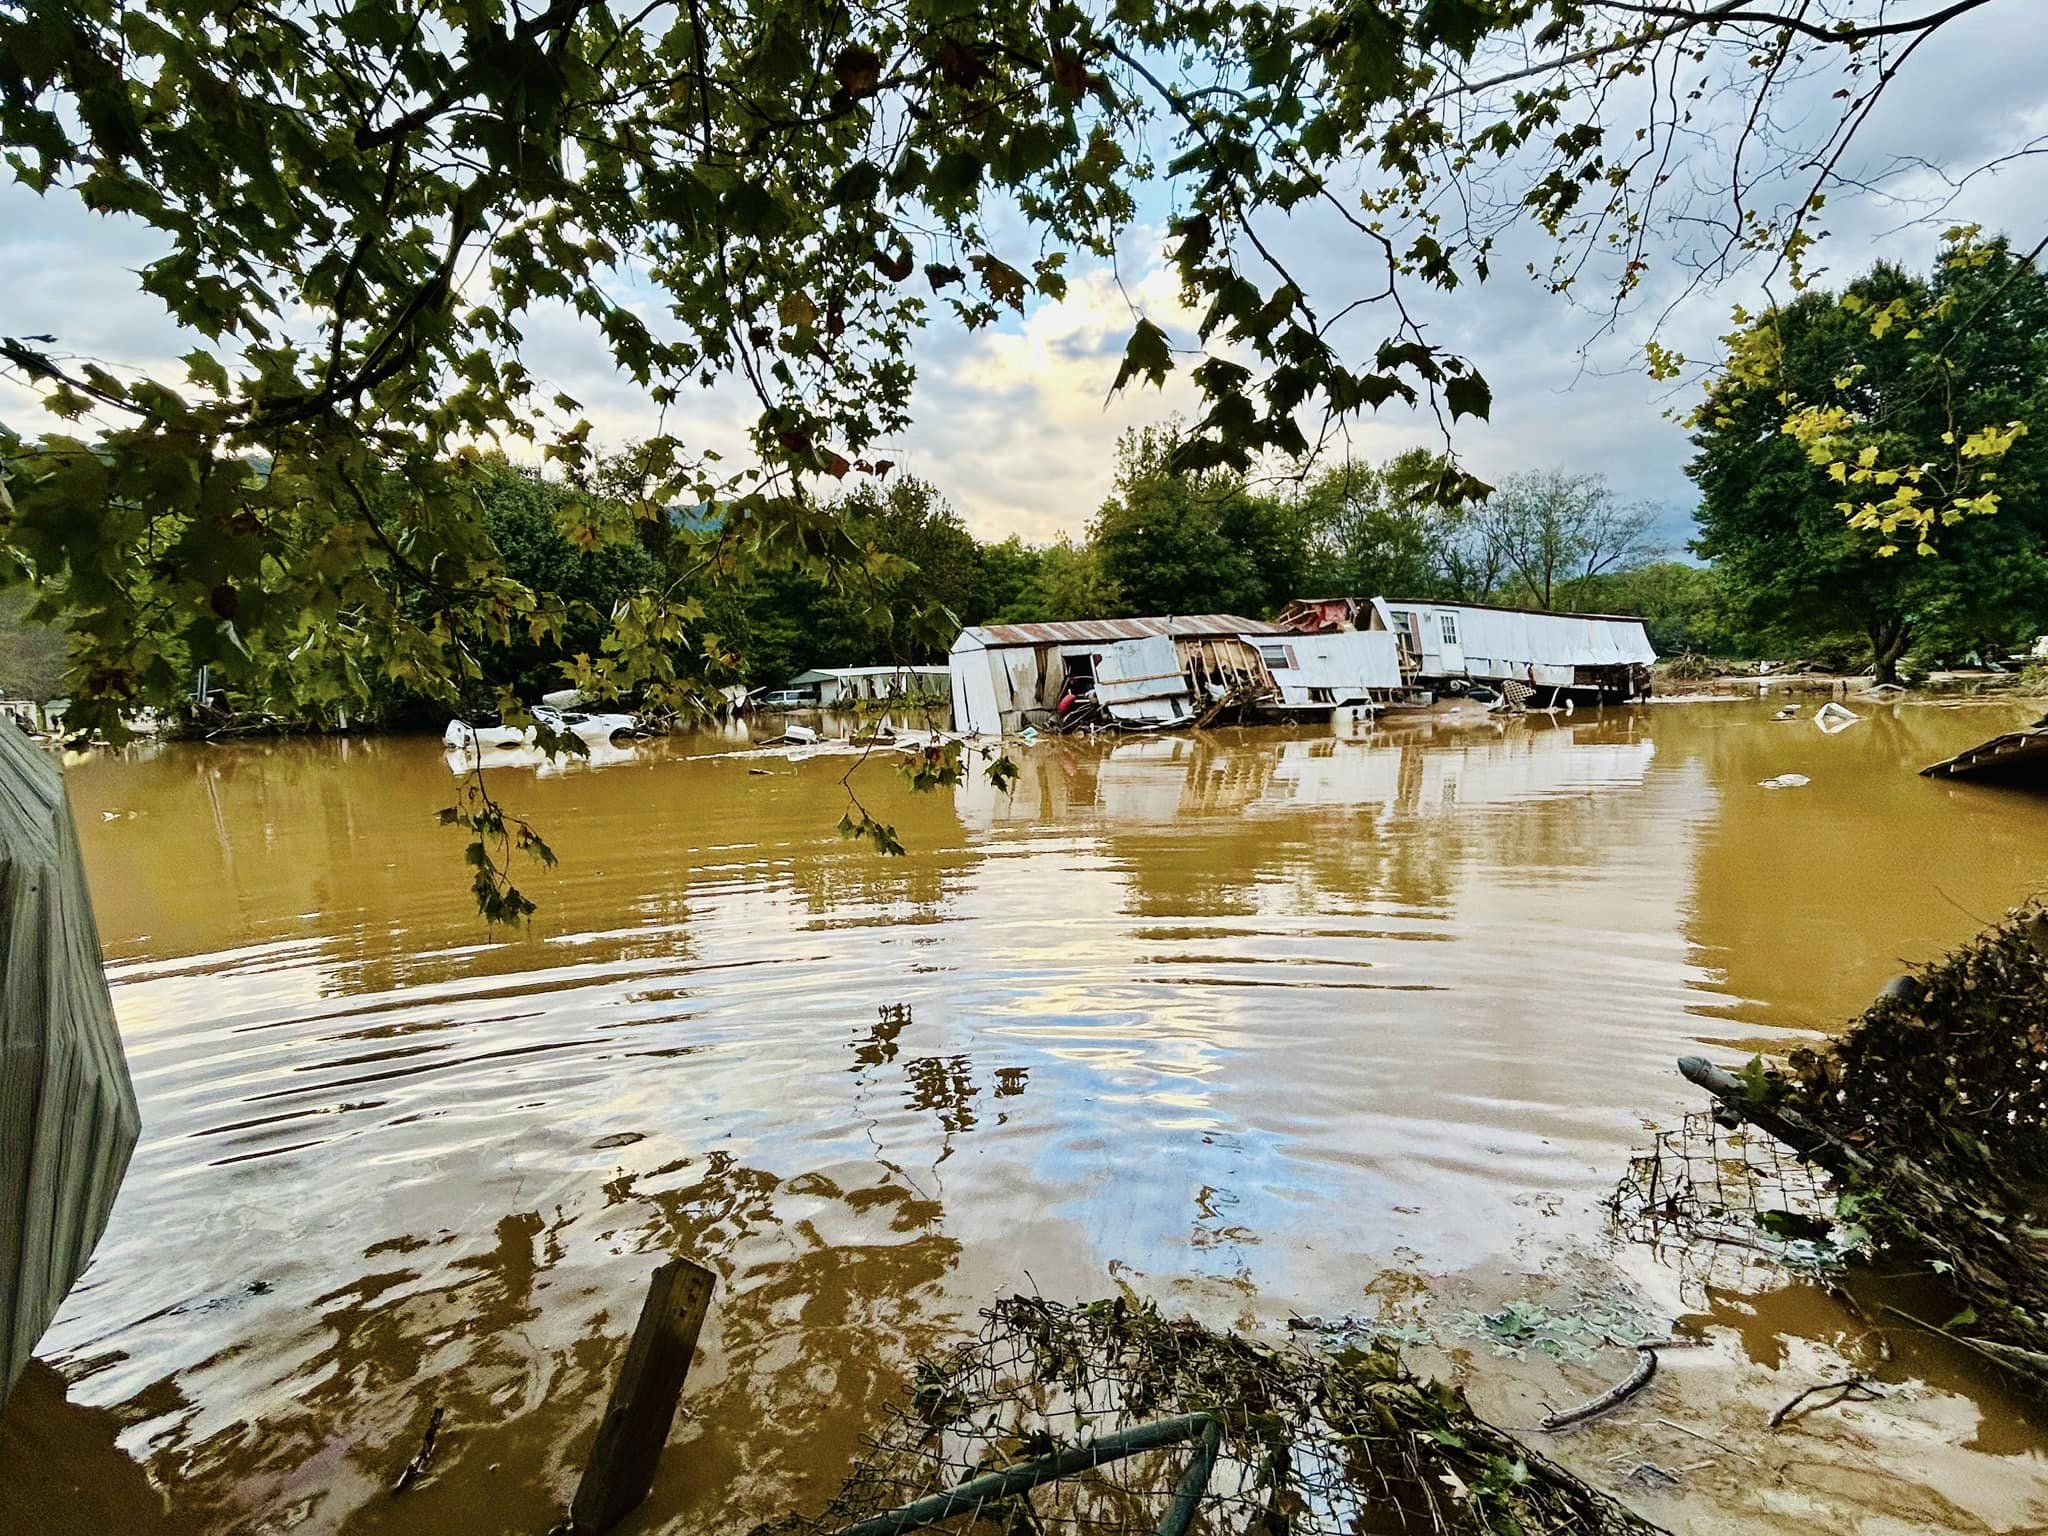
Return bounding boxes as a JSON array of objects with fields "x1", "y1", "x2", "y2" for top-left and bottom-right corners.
[
  {"x1": 0, "y1": 723, "x2": 141, "y2": 1405},
  {"x1": 568, "y1": 1256, "x2": 717, "y2": 1534}
]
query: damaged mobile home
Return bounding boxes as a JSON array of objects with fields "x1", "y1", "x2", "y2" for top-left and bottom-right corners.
[
  {"x1": 1280, "y1": 597, "x2": 1656, "y2": 704},
  {"x1": 949, "y1": 616, "x2": 1406, "y2": 736},
  {"x1": 774, "y1": 664, "x2": 951, "y2": 707}
]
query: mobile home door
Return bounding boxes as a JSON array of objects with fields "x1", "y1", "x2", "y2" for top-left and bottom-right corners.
[{"x1": 1434, "y1": 610, "x2": 1466, "y2": 675}]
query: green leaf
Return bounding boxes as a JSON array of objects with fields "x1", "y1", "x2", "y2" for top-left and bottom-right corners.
[
  {"x1": 1112, "y1": 319, "x2": 1174, "y2": 392},
  {"x1": 1445, "y1": 373, "x2": 1492, "y2": 422},
  {"x1": 183, "y1": 349, "x2": 230, "y2": 393}
]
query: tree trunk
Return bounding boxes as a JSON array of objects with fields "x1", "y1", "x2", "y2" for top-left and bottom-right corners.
[{"x1": 1869, "y1": 619, "x2": 1910, "y2": 685}]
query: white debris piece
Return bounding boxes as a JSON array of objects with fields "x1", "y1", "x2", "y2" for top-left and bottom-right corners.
[{"x1": 1758, "y1": 773, "x2": 1812, "y2": 789}]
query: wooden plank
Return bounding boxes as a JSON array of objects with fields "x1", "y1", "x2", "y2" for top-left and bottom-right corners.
[{"x1": 569, "y1": 1257, "x2": 717, "y2": 1534}]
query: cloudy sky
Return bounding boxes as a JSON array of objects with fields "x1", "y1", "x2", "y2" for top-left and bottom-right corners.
[{"x1": 4, "y1": 5, "x2": 2044, "y2": 555}]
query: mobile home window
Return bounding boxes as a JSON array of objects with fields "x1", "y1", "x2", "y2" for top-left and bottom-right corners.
[
  {"x1": 1439, "y1": 613, "x2": 1459, "y2": 645},
  {"x1": 1256, "y1": 642, "x2": 1296, "y2": 669}
]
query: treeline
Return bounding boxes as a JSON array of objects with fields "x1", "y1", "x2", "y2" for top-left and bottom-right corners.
[
  {"x1": 451, "y1": 420, "x2": 1712, "y2": 702},
  {"x1": 9, "y1": 239, "x2": 2042, "y2": 710}
]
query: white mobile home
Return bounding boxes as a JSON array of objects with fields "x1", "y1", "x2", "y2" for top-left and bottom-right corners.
[
  {"x1": 779, "y1": 664, "x2": 951, "y2": 706},
  {"x1": 1364, "y1": 598, "x2": 1655, "y2": 702},
  {"x1": 950, "y1": 616, "x2": 1275, "y2": 735},
  {"x1": 948, "y1": 616, "x2": 1404, "y2": 735}
]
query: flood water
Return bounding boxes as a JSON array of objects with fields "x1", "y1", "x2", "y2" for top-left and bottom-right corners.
[{"x1": 6, "y1": 699, "x2": 2048, "y2": 1534}]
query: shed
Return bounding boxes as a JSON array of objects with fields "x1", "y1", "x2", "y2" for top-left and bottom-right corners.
[
  {"x1": 1, "y1": 717, "x2": 140, "y2": 1405},
  {"x1": 1366, "y1": 598, "x2": 1655, "y2": 700}
]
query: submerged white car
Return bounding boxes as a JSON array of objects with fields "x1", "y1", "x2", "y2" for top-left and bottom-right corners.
[{"x1": 442, "y1": 703, "x2": 639, "y2": 755}]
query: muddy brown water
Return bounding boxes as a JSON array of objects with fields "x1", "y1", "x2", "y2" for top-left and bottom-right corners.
[{"x1": 5, "y1": 699, "x2": 2048, "y2": 1533}]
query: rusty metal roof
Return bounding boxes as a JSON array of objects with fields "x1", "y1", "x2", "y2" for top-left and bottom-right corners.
[{"x1": 964, "y1": 614, "x2": 1286, "y2": 648}]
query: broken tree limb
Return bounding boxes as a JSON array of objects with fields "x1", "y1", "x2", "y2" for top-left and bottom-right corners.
[
  {"x1": 569, "y1": 1257, "x2": 716, "y2": 1535},
  {"x1": 1769, "y1": 1377, "x2": 1880, "y2": 1429},
  {"x1": 827, "y1": 1413, "x2": 1221, "y2": 1536},
  {"x1": 391, "y1": 1403, "x2": 445, "y2": 1493},
  {"x1": 1676, "y1": 1057, "x2": 1878, "y2": 1181},
  {"x1": 1539, "y1": 1348, "x2": 1657, "y2": 1431}
]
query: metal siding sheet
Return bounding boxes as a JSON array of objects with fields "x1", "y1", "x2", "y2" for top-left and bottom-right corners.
[
  {"x1": 1, "y1": 725, "x2": 141, "y2": 1403},
  {"x1": 1003, "y1": 650, "x2": 1042, "y2": 723},
  {"x1": 948, "y1": 653, "x2": 1002, "y2": 734},
  {"x1": 1258, "y1": 630, "x2": 1404, "y2": 696},
  {"x1": 1093, "y1": 636, "x2": 1186, "y2": 704},
  {"x1": 1093, "y1": 636, "x2": 1194, "y2": 724}
]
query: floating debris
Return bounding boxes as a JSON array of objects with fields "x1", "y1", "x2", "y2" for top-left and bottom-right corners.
[
  {"x1": 1670, "y1": 907, "x2": 2048, "y2": 1394},
  {"x1": 391, "y1": 1404, "x2": 445, "y2": 1494},
  {"x1": 1769, "y1": 1377, "x2": 1884, "y2": 1430},
  {"x1": 768, "y1": 1296, "x2": 1664, "y2": 1536},
  {"x1": 1920, "y1": 713, "x2": 2048, "y2": 782},
  {"x1": 1813, "y1": 701, "x2": 1863, "y2": 735},
  {"x1": 1452, "y1": 1295, "x2": 1674, "y2": 1364},
  {"x1": 1757, "y1": 773, "x2": 1810, "y2": 789},
  {"x1": 1540, "y1": 1349, "x2": 1658, "y2": 1433}
]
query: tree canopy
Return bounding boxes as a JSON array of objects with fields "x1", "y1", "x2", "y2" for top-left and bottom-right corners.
[
  {"x1": 1088, "y1": 422, "x2": 1307, "y2": 617},
  {"x1": 1469, "y1": 470, "x2": 1658, "y2": 612},
  {"x1": 1689, "y1": 234, "x2": 2048, "y2": 680},
  {"x1": 2, "y1": 1, "x2": 2018, "y2": 724}
]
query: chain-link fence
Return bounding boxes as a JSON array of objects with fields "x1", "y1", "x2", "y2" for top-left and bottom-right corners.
[{"x1": 1607, "y1": 1110, "x2": 1844, "y2": 1305}]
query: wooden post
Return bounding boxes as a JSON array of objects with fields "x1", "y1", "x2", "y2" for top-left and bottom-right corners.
[{"x1": 569, "y1": 1257, "x2": 716, "y2": 1534}]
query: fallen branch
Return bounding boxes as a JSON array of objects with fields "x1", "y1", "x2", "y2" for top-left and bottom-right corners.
[
  {"x1": 1676, "y1": 1057, "x2": 1876, "y2": 1181},
  {"x1": 1540, "y1": 1348, "x2": 1657, "y2": 1431},
  {"x1": 392, "y1": 1404, "x2": 444, "y2": 1493},
  {"x1": 1769, "y1": 1377, "x2": 1881, "y2": 1428},
  {"x1": 1881, "y1": 1302, "x2": 2048, "y2": 1380},
  {"x1": 1826, "y1": 1283, "x2": 1894, "y2": 1365}
]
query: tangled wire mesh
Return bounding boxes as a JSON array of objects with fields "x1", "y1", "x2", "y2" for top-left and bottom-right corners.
[
  {"x1": 764, "y1": 1296, "x2": 1662, "y2": 1536},
  {"x1": 1606, "y1": 1111, "x2": 1844, "y2": 1304}
]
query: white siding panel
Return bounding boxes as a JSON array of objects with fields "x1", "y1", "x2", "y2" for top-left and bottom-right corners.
[
  {"x1": 1258, "y1": 630, "x2": 1403, "y2": 705},
  {"x1": 1094, "y1": 636, "x2": 1193, "y2": 724}
]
